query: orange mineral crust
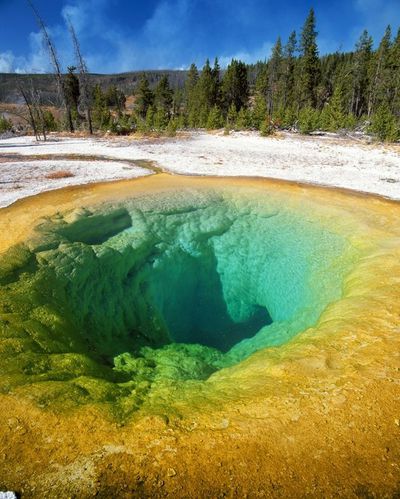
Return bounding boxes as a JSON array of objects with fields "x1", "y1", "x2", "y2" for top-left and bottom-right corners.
[{"x1": 0, "y1": 174, "x2": 399, "y2": 498}]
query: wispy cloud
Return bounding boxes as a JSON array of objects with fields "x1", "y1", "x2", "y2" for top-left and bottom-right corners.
[
  {"x1": 0, "y1": 0, "x2": 277, "y2": 73},
  {"x1": 219, "y1": 42, "x2": 273, "y2": 67},
  {"x1": 352, "y1": 0, "x2": 400, "y2": 45},
  {"x1": 0, "y1": 51, "x2": 15, "y2": 73},
  {"x1": 0, "y1": 30, "x2": 51, "y2": 73},
  {"x1": 2, "y1": 0, "x2": 400, "y2": 74}
]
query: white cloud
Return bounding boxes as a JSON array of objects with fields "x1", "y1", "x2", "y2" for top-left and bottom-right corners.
[
  {"x1": 61, "y1": 0, "x2": 109, "y2": 36},
  {"x1": 0, "y1": 51, "x2": 15, "y2": 72},
  {"x1": 0, "y1": 26, "x2": 61, "y2": 73},
  {"x1": 353, "y1": 0, "x2": 400, "y2": 45},
  {"x1": 144, "y1": 0, "x2": 190, "y2": 38},
  {"x1": 1, "y1": 0, "x2": 276, "y2": 73},
  {"x1": 219, "y1": 42, "x2": 273, "y2": 67}
]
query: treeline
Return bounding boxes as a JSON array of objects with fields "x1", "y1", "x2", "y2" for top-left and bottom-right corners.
[
  {"x1": 6, "y1": 7, "x2": 400, "y2": 142},
  {"x1": 79, "y1": 9, "x2": 400, "y2": 141}
]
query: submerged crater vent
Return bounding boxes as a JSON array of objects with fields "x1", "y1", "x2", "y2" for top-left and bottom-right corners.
[{"x1": 0, "y1": 187, "x2": 354, "y2": 409}]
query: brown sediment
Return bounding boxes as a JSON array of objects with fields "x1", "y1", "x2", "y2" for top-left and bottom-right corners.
[
  {"x1": 0, "y1": 174, "x2": 399, "y2": 498},
  {"x1": 0, "y1": 152, "x2": 163, "y2": 174}
]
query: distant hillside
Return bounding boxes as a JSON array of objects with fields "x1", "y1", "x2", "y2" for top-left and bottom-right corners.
[{"x1": 0, "y1": 70, "x2": 188, "y2": 105}]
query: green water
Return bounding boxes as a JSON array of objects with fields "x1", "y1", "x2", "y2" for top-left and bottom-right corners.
[{"x1": 0, "y1": 187, "x2": 355, "y2": 409}]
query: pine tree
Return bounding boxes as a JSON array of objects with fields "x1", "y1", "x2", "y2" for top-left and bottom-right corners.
[
  {"x1": 369, "y1": 102, "x2": 399, "y2": 141},
  {"x1": 320, "y1": 85, "x2": 346, "y2": 131},
  {"x1": 185, "y1": 63, "x2": 199, "y2": 95},
  {"x1": 64, "y1": 66, "x2": 80, "y2": 116},
  {"x1": 105, "y1": 85, "x2": 126, "y2": 115},
  {"x1": 145, "y1": 105, "x2": 155, "y2": 131},
  {"x1": 211, "y1": 58, "x2": 222, "y2": 108},
  {"x1": 206, "y1": 105, "x2": 224, "y2": 130},
  {"x1": 198, "y1": 59, "x2": 215, "y2": 119},
  {"x1": 332, "y1": 54, "x2": 353, "y2": 117},
  {"x1": 166, "y1": 116, "x2": 179, "y2": 137},
  {"x1": 236, "y1": 107, "x2": 252, "y2": 129},
  {"x1": 255, "y1": 62, "x2": 268, "y2": 97},
  {"x1": 222, "y1": 59, "x2": 249, "y2": 111},
  {"x1": 351, "y1": 30, "x2": 373, "y2": 116},
  {"x1": 254, "y1": 62, "x2": 268, "y2": 122},
  {"x1": 389, "y1": 28, "x2": 400, "y2": 113},
  {"x1": 368, "y1": 25, "x2": 392, "y2": 116},
  {"x1": 226, "y1": 103, "x2": 238, "y2": 129},
  {"x1": 252, "y1": 94, "x2": 268, "y2": 129},
  {"x1": 172, "y1": 87, "x2": 184, "y2": 116},
  {"x1": 153, "y1": 107, "x2": 169, "y2": 130},
  {"x1": 0, "y1": 115, "x2": 12, "y2": 133},
  {"x1": 283, "y1": 31, "x2": 297, "y2": 108},
  {"x1": 267, "y1": 37, "x2": 283, "y2": 114},
  {"x1": 298, "y1": 106, "x2": 320, "y2": 134},
  {"x1": 299, "y1": 8, "x2": 320, "y2": 107},
  {"x1": 282, "y1": 106, "x2": 297, "y2": 129},
  {"x1": 154, "y1": 75, "x2": 173, "y2": 118},
  {"x1": 135, "y1": 74, "x2": 154, "y2": 118},
  {"x1": 92, "y1": 85, "x2": 111, "y2": 130},
  {"x1": 185, "y1": 63, "x2": 199, "y2": 126}
]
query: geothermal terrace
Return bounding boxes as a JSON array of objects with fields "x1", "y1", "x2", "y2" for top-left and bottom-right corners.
[{"x1": 0, "y1": 131, "x2": 399, "y2": 206}]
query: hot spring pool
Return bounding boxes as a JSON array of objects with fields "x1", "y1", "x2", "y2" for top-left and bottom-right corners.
[
  {"x1": 1, "y1": 174, "x2": 400, "y2": 497},
  {"x1": 0, "y1": 176, "x2": 360, "y2": 408}
]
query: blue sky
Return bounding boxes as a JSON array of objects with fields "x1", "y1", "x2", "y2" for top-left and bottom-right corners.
[{"x1": 0, "y1": 0, "x2": 399, "y2": 73}]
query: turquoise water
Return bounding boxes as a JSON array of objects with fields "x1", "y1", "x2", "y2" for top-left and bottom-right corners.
[{"x1": 0, "y1": 187, "x2": 354, "y2": 393}]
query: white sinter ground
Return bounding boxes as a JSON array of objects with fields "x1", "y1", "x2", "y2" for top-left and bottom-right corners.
[{"x1": 0, "y1": 131, "x2": 399, "y2": 207}]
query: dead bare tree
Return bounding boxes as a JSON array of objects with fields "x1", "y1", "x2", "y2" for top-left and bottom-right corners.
[
  {"x1": 27, "y1": 0, "x2": 74, "y2": 133},
  {"x1": 18, "y1": 83, "x2": 40, "y2": 140},
  {"x1": 30, "y1": 85, "x2": 47, "y2": 141},
  {"x1": 67, "y1": 19, "x2": 93, "y2": 134},
  {"x1": 17, "y1": 79, "x2": 50, "y2": 141}
]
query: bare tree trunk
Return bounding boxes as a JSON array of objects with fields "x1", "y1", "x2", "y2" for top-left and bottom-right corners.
[
  {"x1": 67, "y1": 19, "x2": 94, "y2": 134},
  {"x1": 27, "y1": 0, "x2": 74, "y2": 133},
  {"x1": 66, "y1": 107, "x2": 74, "y2": 133},
  {"x1": 86, "y1": 109, "x2": 93, "y2": 135},
  {"x1": 31, "y1": 86, "x2": 47, "y2": 141},
  {"x1": 19, "y1": 85, "x2": 39, "y2": 140}
]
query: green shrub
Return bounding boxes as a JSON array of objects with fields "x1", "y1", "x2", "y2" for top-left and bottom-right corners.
[
  {"x1": 344, "y1": 113, "x2": 357, "y2": 130},
  {"x1": 112, "y1": 114, "x2": 132, "y2": 135},
  {"x1": 298, "y1": 107, "x2": 320, "y2": 134},
  {"x1": 92, "y1": 107, "x2": 111, "y2": 131},
  {"x1": 260, "y1": 117, "x2": 274, "y2": 137},
  {"x1": 206, "y1": 106, "x2": 224, "y2": 130},
  {"x1": 0, "y1": 115, "x2": 12, "y2": 133},
  {"x1": 252, "y1": 95, "x2": 268, "y2": 129},
  {"x1": 226, "y1": 103, "x2": 238, "y2": 130},
  {"x1": 166, "y1": 117, "x2": 179, "y2": 137},
  {"x1": 281, "y1": 106, "x2": 297, "y2": 129},
  {"x1": 369, "y1": 104, "x2": 399, "y2": 142},
  {"x1": 271, "y1": 107, "x2": 286, "y2": 129},
  {"x1": 199, "y1": 106, "x2": 210, "y2": 128},
  {"x1": 42, "y1": 110, "x2": 58, "y2": 132},
  {"x1": 319, "y1": 86, "x2": 346, "y2": 132},
  {"x1": 236, "y1": 107, "x2": 252, "y2": 130},
  {"x1": 145, "y1": 106, "x2": 155, "y2": 131},
  {"x1": 153, "y1": 108, "x2": 169, "y2": 131}
]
